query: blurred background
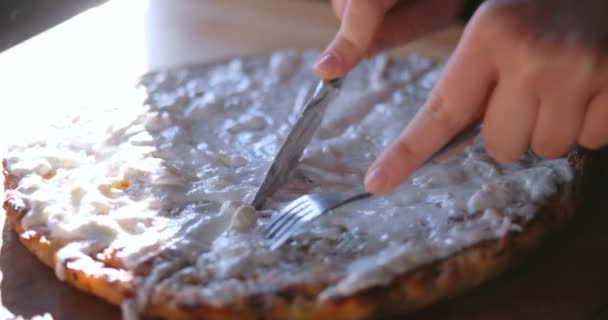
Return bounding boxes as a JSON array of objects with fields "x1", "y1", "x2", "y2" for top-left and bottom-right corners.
[{"x1": 0, "y1": 0, "x2": 460, "y2": 149}]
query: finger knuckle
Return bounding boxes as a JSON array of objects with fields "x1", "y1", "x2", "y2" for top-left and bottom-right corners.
[
  {"x1": 421, "y1": 92, "x2": 464, "y2": 135},
  {"x1": 468, "y1": 1, "x2": 514, "y2": 40},
  {"x1": 510, "y1": 39, "x2": 547, "y2": 72},
  {"x1": 518, "y1": 66, "x2": 546, "y2": 92},
  {"x1": 392, "y1": 137, "x2": 424, "y2": 165},
  {"x1": 519, "y1": 51, "x2": 596, "y2": 95},
  {"x1": 482, "y1": 130, "x2": 523, "y2": 162},
  {"x1": 531, "y1": 136, "x2": 570, "y2": 159},
  {"x1": 470, "y1": 2, "x2": 551, "y2": 64}
]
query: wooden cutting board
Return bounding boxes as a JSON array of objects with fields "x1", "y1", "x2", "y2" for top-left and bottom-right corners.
[{"x1": 1, "y1": 1, "x2": 607, "y2": 319}]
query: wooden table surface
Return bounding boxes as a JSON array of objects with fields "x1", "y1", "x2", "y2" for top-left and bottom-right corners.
[{"x1": 0, "y1": 1, "x2": 606, "y2": 319}]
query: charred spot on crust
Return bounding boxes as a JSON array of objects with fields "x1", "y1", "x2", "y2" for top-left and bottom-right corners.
[
  {"x1": 20, "y1": 230, "x2": 38, "y2": 241},
  {"x1": 4, "y1": 191, "x2": 27, "y2": 216},
  {"x1": 274, "y1": 283, "x2": 324, "y2": 304},
  {"x1": 133, "y1": 250, "x2": 188, "y2": 278},
  {"x1": 42, "y1": 169, "x2": 57, "y2": 180},
  {"x1": 447, "y1": 211, "x2": 484, "y2": 226},
  {"x1": 111, "y1": 179, "x2": 130, "y2": 190},
  {"x1": 510, "y1": 214, "x2": 526, "y2": 225},
  {"x1": 133, "y1": 250, "x2": 178, "y2": 276},
  {"x1": 96, "y1": 246, "x2": 125, "y2": 269},
  {"x1": 133, "y1": 256, "x2": 158, "y2": 277},
  {"x1": 276, "y1": 287, "x2": 299, "y2": 303},
  {"x1": 325, "y1": 294, "x2": 372, "y2": 314},
  {"x1": 249, "y1": 295, "x2": 273, "y2": 313},
  {"x1": 414, "y1": 264, "x2": 442, "y2": 282},
  {"x1": 122, "y1": 288, "x2": 135, "y2": 299}
]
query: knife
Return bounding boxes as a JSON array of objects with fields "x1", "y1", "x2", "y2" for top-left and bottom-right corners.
[{"x1": 251, "y1": 77, "x2": 344, "y2": 209}]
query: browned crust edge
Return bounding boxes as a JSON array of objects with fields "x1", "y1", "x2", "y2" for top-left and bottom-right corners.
[
  {"x1": 2, "y1": 166, "x2": 134, "y2": 307},
  {"x1": 2, "y1": 149, "x2": 592, "y2": 320}
]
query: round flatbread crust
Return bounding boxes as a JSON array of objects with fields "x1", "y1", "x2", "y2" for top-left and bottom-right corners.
[{"x1": 3, "y1": 149, "x2": 589, "y2": 320}]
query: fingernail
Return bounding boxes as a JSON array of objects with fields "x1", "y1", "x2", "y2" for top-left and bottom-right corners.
[
  {"x1": 364, "y1": 166, "x2": 388, "y2": 193},
  {"x1": 315, "y1": 53, "x2": 340, "y2": 75}
]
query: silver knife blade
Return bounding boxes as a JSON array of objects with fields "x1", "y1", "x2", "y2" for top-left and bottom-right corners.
[{"x1": 251, "y1": 78, "x2": 343, "y2": 209}]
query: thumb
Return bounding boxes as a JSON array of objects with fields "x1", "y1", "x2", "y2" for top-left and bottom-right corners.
[{"x1": 315, "y1": 0, "x2": 397, "y2": 80}]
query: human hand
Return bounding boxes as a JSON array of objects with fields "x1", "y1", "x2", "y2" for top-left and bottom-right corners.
[
  {"x1": 314, "y1": 0, "x2": 467, "y2": 80},
  {"x1": 350, "y1": 0, "x2": 608, "y2": 194}
]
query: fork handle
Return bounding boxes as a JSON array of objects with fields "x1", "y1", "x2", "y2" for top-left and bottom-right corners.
[
  {"x1": 329, "y1": 192, "x2": 373, "y2": 211},
  {"x1": 349, "y1": 122, "x2": 482, "y2": 202},
  {"x1": 423, "y1": 120, "x2": 482, "y2": 166}
]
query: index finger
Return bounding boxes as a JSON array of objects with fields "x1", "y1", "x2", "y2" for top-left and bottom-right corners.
[
  {"x1": 364, "y1": 29, "x2": 496, "y2": 194},
  {"x1": 315, "y1": 0, "x2": 397, "y2": 80}
]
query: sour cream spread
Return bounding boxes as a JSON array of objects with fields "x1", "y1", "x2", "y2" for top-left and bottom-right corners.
[{"x1": 4, "y1": 50, "x2": 573, "y2": 313}]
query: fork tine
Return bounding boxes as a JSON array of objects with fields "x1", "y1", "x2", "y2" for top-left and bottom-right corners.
[
  {"x1": 262, "y1": 191, "x2": 374, "y2": 250},
  {"x1": 264, "y1": 202, "x2": 311, "y2": 238},
  {"x1": 268, "y1": 208, "x2": 313, "y2": 241},
  {"x1": 265, "y1": 206, "x2": 311, "y2": 239},
  {"x1": 280, "y1": 196, "x2": 308, "y2": 215},
  {"x1": 262, "y1": 197, "x2": 307, "y2": 233},
  {"x1": 269, "y1": 209, "x2": 320, "y2": 250}
]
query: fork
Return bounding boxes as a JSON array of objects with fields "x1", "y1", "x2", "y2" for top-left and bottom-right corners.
[{"x1": 262, "y1": 120, "x2": 483, "y2": 250}]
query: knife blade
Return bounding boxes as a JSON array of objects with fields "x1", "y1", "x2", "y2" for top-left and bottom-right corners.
[{"x1": 251, "y1": 78, "x2": 343, "y2": 209}]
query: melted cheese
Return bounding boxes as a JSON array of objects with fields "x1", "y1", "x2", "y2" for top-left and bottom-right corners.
[{"x1": 4, "y1": 50, "x2": 573, "y2": 315}]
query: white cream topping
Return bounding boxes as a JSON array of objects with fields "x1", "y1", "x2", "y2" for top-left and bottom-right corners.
[{"x1": 4, "y1": 50, "x2": 573, "y2": 314}]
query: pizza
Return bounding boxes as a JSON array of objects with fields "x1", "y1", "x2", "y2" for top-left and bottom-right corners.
[{"x1": 2, "y1": 51, "x2": 593, "y2": 320}]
